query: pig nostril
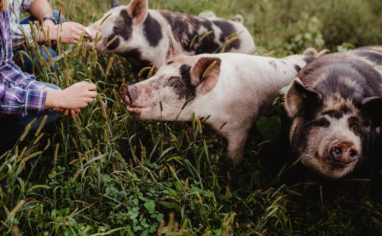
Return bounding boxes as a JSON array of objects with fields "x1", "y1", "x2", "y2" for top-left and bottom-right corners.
[
  {"x1": 335, "y1": 147, "x2": 342, "y2": 155},
  {"x1": 349, "y1": 150, "x2": 357, "y2": 158}
]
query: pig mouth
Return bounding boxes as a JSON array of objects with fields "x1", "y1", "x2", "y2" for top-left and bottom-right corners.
[{"x1": 126, "y1": 105, "x2": 153, "y2": 116}]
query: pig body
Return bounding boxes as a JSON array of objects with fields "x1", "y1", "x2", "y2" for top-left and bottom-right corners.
[
  {"x1": 120, "y1": 28, "x2": 318, "y2": 163},
  {"x1": 284, "y1": 46, "x2": 382, "y2": 180},
  {"x1": 87, "y1": 0, "x2": 255, "y2": 80}
]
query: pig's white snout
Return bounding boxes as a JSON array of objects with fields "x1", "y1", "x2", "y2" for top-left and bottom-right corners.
[{"x1": 84, "y1": 27, "x2": 92, "y2": 39}]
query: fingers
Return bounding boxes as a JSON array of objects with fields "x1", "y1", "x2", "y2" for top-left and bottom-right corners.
[
  {"x1": 70, "y1": 109, "x2": 76, "y2": 118},
  {"x1": 71, "y1": 22, "x2": 86, "y2": 32},
  {"x1": 88, "y1": 91, "x2": 98, "y2": 98},
  {"x1": 86, "y1": 98, "x2": 95, "y2": 103},
  {"x1": 53, "y1": 108, "x2": 64, "y2": 113},
  {"x1": 86, "y1": 83, "x2": 97, "y2": 91}
]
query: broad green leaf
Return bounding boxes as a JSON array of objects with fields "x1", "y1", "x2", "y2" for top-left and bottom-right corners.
[
  {"x1": 144, "y1": 201, "x2": 155, "y2": 213},
  {"x1": 256, "y1": 116, "x2": 281, "y2": 145}
]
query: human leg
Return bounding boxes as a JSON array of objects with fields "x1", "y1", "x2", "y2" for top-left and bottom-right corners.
[
  {"x1": 13, "y1": 45, "x2": 58, "y2": 73},
  {"x1": 0, "y1": 83, "x2": 61, "y2": 155},
  {"x1": 13, "y1": 10, "x2": 66, "y2": 73}
]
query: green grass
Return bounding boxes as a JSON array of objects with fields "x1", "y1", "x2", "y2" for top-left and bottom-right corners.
[{"x1": 1, "y1": 0, "x2": 382, "y2": 235}]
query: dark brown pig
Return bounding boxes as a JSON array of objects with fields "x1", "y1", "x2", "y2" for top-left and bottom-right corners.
[{"x1": 284, "y1": 46, "x2": 382, "y2": 180}]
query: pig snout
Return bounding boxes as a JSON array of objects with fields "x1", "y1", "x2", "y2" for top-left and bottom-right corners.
[
  {"x1": 330, "y1": 141, "x2": 359, "y2": 164},
  {"x1": 120, "y1": 85, "x2": 139, "y2": 106}
]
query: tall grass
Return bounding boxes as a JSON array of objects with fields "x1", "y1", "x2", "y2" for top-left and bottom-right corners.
[{"x1": 1, "y1": 0, "x2": 382, "y2": 235}]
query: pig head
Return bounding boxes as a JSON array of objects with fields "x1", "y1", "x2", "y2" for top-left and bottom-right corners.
[
  {"x1": 284, "y1": 46, "x2": 382, "y2": 180},
  {"x1": 87, "y1": 0, "x2": 255, "y2": 80}
]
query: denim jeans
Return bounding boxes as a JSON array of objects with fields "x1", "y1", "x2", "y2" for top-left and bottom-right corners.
[
  {"x1": 13, "y1": 10, "x2": 66, "y2": 73},
  {"x1": 0, "y1": 83, "x2": 61, "y2": 155}
]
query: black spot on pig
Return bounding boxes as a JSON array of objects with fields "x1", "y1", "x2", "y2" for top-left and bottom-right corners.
[
  {"x1": 159, "y1": 11, "x2": 235, "y2": 54},
  {"x1": 355, "y1": 51, "x2": 382, "y2": 65},
  {"x1": 106, "y1": 33, "x2": 120, "y2": 50},
  {"x1": 113, "y1": 10, "x2": 133, "y2": 41},
  {"x1": 213, "y1": 20, "x2": 241, "y2": 51},
  {"x1": 122, "y1": 49, "x2": 152, "y2": 79},
  {"x1": 143, "y1": 13, "x2": 163, "y2": 47},
  {"x1": 294, "y1": 65, "x2": 302, "y2": 72},
  {"x1": 178, "y1": 64, "x2": 196, "y2": 99}
]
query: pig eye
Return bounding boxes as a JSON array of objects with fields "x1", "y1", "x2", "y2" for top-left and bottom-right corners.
[
  {"x1": 316, "y1": 119, "x2": 329, "y2": 127},
  {"x1": 168, "y1": 77, "x2": 183, "y2": 89},
  {"x1": 352, "y1": 125, "x2": 359, "y2": 132}
]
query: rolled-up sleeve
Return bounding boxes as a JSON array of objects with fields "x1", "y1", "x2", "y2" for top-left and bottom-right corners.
[
  {"x1": 10, "y1": 0, "x2": 38, "y2": 49},
  {"x1": 1, "y1": 4, "x2": 48, "y2": 116},
  {"x1": 0, "y1": 62, "x2": 47, "y2": 115}
]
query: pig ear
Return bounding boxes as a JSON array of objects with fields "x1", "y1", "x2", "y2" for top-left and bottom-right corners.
[
  {"x1": 165, "y1": 25, "x2": 183, "y2": 62},
  {"x1": 284, "y1": 78, "x2": 322, "y2": 117},
  {"x1": 126, "y1": 0, "x2": 148, "y2": 25},
  {"x1": 362, "y1": 97, "x2": 382, "y2": 127},
  {"x1": 111, "y1": 0, "x2": 121, "y2": 8},
  {"x1": 191, "y1": 57, "x2": 222, "y2": 95}
]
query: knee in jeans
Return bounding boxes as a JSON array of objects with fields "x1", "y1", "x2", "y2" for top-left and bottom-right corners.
[{"x1": 53, "y1": 10, "x2": 66, "y2": 23}]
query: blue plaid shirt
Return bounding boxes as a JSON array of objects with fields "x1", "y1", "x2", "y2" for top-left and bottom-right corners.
[
  {"x1": 10, "y1": 0, "x2": 38, "y2": 49},
  {"x1": 0, "y1": 6, "x2": 47, "y2": 115}
]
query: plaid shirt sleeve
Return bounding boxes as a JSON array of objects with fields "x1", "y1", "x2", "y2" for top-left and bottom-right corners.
[
  {"x1": 10, "y1": 0, "x2": 38, "y2": 49},
  {"x1": 1, "y1": 5, "x2": 47, "y2": 116},
  {"x1": 0, "y1": 62, "x2": 48, "y2": 115}
]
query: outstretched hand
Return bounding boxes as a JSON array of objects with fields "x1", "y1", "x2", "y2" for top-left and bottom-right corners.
[
  {"x1": 53, "y1": 108, "x2": 81, "y2": 118},
  {"x1": 45, "y1": 82, "x2": 97, "y2": 112}
]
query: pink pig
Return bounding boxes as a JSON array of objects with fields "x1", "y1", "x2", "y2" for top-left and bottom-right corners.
[{"x1": 120, "y1": 27, "x2": 325, "y2": 164}]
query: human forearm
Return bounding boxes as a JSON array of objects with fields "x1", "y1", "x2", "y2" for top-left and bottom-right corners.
[{"x1": 29, "y1": 0, "x2": 53, "y2": 22}]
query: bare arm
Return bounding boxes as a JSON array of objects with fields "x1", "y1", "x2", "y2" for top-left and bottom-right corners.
[
  {"x1": 30, "y1": 0, "x2": 86, "y2": 44},
  {"x1": 29, "y1": 0, "x2": 54, "y2": 24}
]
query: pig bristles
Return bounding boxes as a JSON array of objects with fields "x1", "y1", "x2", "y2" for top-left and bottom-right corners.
[
  {"x1": 202, "y1": 61, "x2": 217, "y2": 78},
  {"x1": 138, "y1": 66, "x2": 152, "y2": 77}
]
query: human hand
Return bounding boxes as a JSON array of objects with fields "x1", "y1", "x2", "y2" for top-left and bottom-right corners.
[
  {"x1": 53, "y1": 108, "x2": 81, "y2": 118},
  {"x1": 49, "y1": 22, "x2": 86, "y2": 44},
  {"x1": 45, "y1": 82, "x2": 97, "y2": 110}
]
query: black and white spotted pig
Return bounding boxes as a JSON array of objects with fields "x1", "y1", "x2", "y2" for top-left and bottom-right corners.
[
  {"x1": 86, "y1": 0, "x2": 255, "y2": 80},
  {"x1": 119, "y1": 27, "x2": 321, "y2": 164},
  {"x1": 284, "y1": 46, "x2": 382, "y2": 180}
]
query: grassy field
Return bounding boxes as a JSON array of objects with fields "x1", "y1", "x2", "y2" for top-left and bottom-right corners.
[{"x1": 1, "y1": 0, "x2": 382, "y2": 235}]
